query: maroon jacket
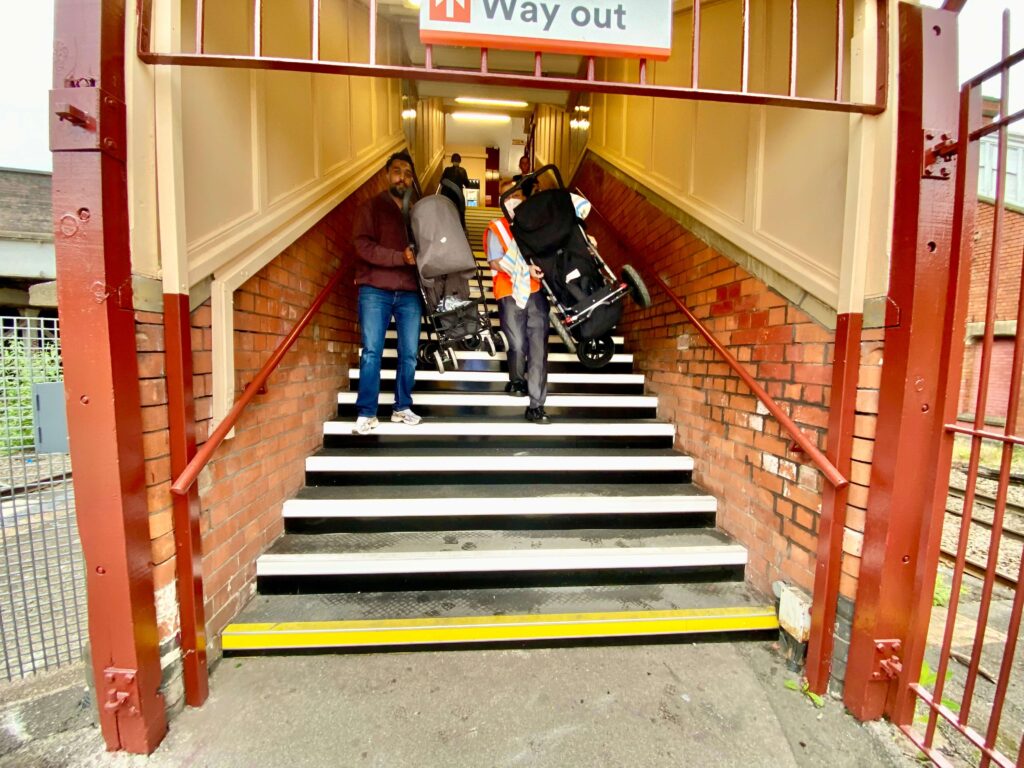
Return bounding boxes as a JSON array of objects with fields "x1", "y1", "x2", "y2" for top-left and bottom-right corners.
[{"x1": 352, "y1": 191, "x2": 418, "y2": 292}]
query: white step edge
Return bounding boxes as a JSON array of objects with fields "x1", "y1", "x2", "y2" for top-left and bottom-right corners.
[
  {"x1": 374, "y1": 349, "x2": 634, "y2": 363},
  {"x1": 337, "y1": 392, "x2": 657, "y2": 408},
  {"x1": 257, "y1": 545, "x2": 748, "y2": 576},
  {"x1": 350, "y1": 369, "x2": 644, "y2": 385},
  {"x1": 306, "y1": 454, "x2": 694, "y2": 473},
  {"x1": 283, "y1": 494, "x2": 715, "y2": 518},
  {"x1": 323, "y1": 421, "x2": 674, "y2": 437},
  {"x1": 384, "y1": 330, "x2": 626, "y2": 344}
]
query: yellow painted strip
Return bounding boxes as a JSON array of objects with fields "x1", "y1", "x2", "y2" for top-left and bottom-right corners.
[{"x1": 222, "y1": 607, "x2": 778, "y2": 651}]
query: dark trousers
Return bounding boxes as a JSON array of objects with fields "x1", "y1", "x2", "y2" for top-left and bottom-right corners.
[{"x1": 499, "y1": 292, "x2": 550, "y2": 409}]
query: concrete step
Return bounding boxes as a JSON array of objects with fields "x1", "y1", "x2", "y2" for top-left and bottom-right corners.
[
  {"x1": 337, "y1": 391, "x2": 658, "y2": 420},
  {"x1": 222, "y1": 581, "x2": 777, "y2": 652},
  {"x1": 256, "y1": 528, "x2": 744, "y2": 580},
  {"x1": 283, "y1": 481, "x2": 714, "y2": 522},
  {"x1": 304, "y1": 446, "x2": 693, "y2": 486}
]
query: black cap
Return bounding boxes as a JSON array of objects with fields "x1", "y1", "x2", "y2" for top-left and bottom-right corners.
[{"x1": 451, "y1": 153, "x2": 462, "y2": 163}]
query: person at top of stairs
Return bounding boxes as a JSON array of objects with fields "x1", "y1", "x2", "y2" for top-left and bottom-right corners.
[
  {"x1": 486, "y1": 180, "x2": 551, "y2": 425},
  {"x1": 351, "y1": 151, "x2": 424, "y2": 435}
]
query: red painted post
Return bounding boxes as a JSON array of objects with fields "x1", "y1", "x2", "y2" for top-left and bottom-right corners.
[
  {"x1": 843, "y1": 4, "x2": 960, "y2": 721},
  {"x1": 805, "y1": 311, "x2": 862, "y2": 694},
  {"x1": 51, "y1": 0, "x2": 167, "y2": 752},
  {"x1": 163, "y1": 295, "x2": 209, "y2": 706}
]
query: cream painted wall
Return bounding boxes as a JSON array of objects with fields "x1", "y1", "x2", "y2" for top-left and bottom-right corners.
[
  {"x1": 132, "y1": 0, "x2": 407, "y2": 289},
  {"x1": 410, "y1": 98, "x2": 446, "y2": 189},
  {"x1": 533, "y1": 104, "x2": 586, "y2": 183},
  {"x1": 130, "y1": 0, "x2": 410, "y2": 431},
  {"x1": 587, "y1": 0, "x2": 896, "y2": 313}
]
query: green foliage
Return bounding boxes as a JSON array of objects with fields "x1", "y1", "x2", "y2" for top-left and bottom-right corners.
[
  {"x1": 914, "y1": 661, "x2": 961, "y2": 724},
  {"x1": 0, "y1": 335, "x2": 62, "y2": 454},
  {"x1": 784, "y1": 678, "x2": 825, "y2": 708},
  {"x1": 933, "y1": 574, "x2": 952, "y2": 607}
]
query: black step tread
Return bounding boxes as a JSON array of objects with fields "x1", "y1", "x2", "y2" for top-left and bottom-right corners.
[
  {"x1": 290, "y1": 482, "x2": 707, "y2": 502},
  {"x1": 231, "y1": 580, "x2": 769, "y2": 624},
  {"x1": 263, "y1": 527, "x2": 734, "y2": 556}
]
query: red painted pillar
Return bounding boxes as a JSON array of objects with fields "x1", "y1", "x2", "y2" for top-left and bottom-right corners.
[
  {"x1": 805, "y1": 311, "x2": 862, "y2": 694},
  {"x1": 51, "y1": 0, "x2": 168, "y2": 752},
  {"x1": 843, "y1": 4, "x2": 960, "y2": 721}
]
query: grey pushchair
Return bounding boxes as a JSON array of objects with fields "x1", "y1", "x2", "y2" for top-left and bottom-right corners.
[{"x1": 407, "y1": 179, "x2": 505, "y2": 373}]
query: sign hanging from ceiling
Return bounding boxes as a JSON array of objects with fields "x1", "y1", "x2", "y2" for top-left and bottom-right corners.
[{"x1": 420, "y1": 1, "x2": 674, "y2": 60}]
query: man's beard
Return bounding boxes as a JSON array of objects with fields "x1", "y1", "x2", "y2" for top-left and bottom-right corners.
[{"x1": 390, "y1": 183, "x2": 407, "y2": 199}]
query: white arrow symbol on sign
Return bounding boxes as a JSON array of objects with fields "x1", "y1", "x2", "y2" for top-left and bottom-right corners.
[{"x1": 434, "y1": 0, "x2": 467, "y2": 18}]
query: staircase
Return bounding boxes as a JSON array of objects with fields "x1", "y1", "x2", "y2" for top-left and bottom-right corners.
[{"x1": 223, "y1": 207, "x2": 778, "y2": 653}]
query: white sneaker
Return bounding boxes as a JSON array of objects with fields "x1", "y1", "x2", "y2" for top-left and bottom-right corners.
[
  {"x1": 352, "y1": 416, "x2": 379, "y2": 435},
  {"x1": 391, "y1": 409, "x2": 422, "y2": 426}
]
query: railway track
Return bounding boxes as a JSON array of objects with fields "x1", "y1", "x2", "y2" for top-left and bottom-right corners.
[{"x1": 941, "y1": 483, "x2": 1024, "y2": 589}]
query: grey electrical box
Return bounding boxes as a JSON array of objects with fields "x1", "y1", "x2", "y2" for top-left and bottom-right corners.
[{"x1": 32, "y1": 381, "x2": 69, "y2": 454}]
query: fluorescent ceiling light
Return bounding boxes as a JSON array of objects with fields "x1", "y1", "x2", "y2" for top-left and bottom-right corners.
[
  {"x1": 451, "y1": 111, "x2": 512, "y2": 123},
  {"x1": 455, "y1": 97, "x2": 529, "y2": 109}
]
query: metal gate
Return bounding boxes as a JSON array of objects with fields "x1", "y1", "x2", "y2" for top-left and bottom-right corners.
[
  {"x1": 0, "y1": 315, "x2": 87, "y2": 680},
  {"x1": 896, "y1": 17, "x2": 1024, "y2": 767}
]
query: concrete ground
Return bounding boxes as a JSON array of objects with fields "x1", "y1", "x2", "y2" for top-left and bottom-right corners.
[{"x1": 1, "y1": 639, "x2": 920, "y2": 768}]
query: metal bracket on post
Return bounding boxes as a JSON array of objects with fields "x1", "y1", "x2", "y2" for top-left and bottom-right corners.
[
  {"x1": 102, "y1": 668, "x2": 141, "y2": 716},
  {"x1": 870, "y1": 639, "x2": 903, "y2": 681},
  {"x1": 49, "y1": 86, "x2": 127, "y2": 162},
  {"x1": 922, "y1": 130, "x2": 958, "y2": 181}
]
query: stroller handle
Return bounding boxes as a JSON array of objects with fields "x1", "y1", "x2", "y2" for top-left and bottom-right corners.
[{"x1": 499, "y1": 164, "x2": 565, "y2": 221}]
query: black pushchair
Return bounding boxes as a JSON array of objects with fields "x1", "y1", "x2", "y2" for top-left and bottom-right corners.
[
  {"x1": 500, "y1": 165, "x2": 651, "y2": 368},
  {"x1": 406, "y1": 179, "x2": 505, "y2": 374}
]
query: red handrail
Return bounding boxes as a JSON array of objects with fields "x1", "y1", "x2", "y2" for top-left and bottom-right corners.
[
  {"x1": 652, "y1": 274, "x2": 848, "y2": 489},
  {"x1": 170, "y1": 267, "x2": 345, "y2": 496}
]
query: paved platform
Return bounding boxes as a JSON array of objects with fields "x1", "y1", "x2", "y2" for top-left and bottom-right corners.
[{"x1": 2, "y1": 641, "x2": 918, "y2": 768}]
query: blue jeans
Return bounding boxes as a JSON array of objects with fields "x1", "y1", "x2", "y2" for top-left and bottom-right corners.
[{"x1": 355, "y1": 285, "x2": 422, "y2": 418}]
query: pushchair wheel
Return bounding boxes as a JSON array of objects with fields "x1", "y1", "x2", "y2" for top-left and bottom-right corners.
[
  {"x1": 493, "y1": 329, "x2": 509, "y2": 353},
  {"x1": 622, "y1": 265, "x2": 652, "y2": 309},
  {"x1": 446, "y1": 347, "x2": 459, "y2": 370},
  {"x1": 460, "y1": 334, "x2": 483, "y2": 351},
  {"x1": 483, "y1": 332, "x2": 497, "y2": 357},
  {"x1": 418, "y1": 341, "x2": 438, "y2": 370},
  {"x1": 577, "y1": 334, "x2": 616, "y2": 369},
  {"x1": 432, "y1": 347, "x2": 447, "y2": 374}
]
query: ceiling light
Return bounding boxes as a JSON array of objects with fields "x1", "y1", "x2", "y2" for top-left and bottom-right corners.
[
  {"x1": 575, "y1": 105, "x2": 590, "y2": 113},
  {"x1": 401, "y1": 108, "x2": 417, "y2": 119},
  {"x1": 451, "y1": 111, "x2": 512, "y2": 123},
  {"x1": 455, "y1": 97, "x2": 529, "y2": 109}
]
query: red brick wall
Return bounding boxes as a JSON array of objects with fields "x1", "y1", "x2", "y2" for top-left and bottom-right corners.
[
  {"x1": 137, "y1": 170, "x2": 387, "y2": 658},
  {"x1": 958, "y1": 201, "x2": 1024, "y2": 434},
  {"x1": 574, "y1": 157, "x2": 872, "y2": 598},
  {"x1": 966, "y1": 201, "x2": 1024, "y2": 326}
]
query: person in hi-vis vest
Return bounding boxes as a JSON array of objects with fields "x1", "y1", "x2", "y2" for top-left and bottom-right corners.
[{"x1": 485, "y1": 181, "x2": 551, "y2": 424}]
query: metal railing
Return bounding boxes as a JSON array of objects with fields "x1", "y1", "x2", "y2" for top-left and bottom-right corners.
[
  {"x1": 136, "y1": 0, "x2": 888, "y2": 115},
  {"x1": 583, "y1": 201, "x2": 847, "y2": 489},
  {"x1": 170, "y1": 268, "x2": 345, "y2": 496},
  {"x1": 896, "y1": 16, "x2": 1024, "y2": 766},
  {"x1": 0, "y1": 315, "x2": 87, "y2": 680},
  {"x1": 651, "y1": 275, "x2": 847, "y2": 489}
]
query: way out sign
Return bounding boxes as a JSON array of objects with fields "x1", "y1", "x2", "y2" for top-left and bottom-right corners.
[{"x1": 420, "y1": 0, "x2": 674, "y2": 60}]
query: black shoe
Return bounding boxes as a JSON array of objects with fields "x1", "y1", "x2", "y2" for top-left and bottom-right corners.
[
  {"x1": 525, "y1": 407, "x2": 551, "y2": 424},
  {"x1": 506, "y1": 380, "x2": 527, "y2": 397}
]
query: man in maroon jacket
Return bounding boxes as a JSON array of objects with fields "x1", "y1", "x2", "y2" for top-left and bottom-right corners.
[{"x1": 351, "y1": 151, "x2": 423, "y2": 435}]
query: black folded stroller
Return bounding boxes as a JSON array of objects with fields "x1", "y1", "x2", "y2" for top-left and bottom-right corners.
[
  {"x1": 500, "y1": 165, "x2": 651, "y2": 368},
  {"x1": 406, "y1": 179, "x2": 505, "y2": 373}
]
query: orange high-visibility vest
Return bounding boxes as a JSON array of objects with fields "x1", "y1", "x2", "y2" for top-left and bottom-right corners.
[{"x1": 484, "y1": 218, "x2": 540, "y2": 300}]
